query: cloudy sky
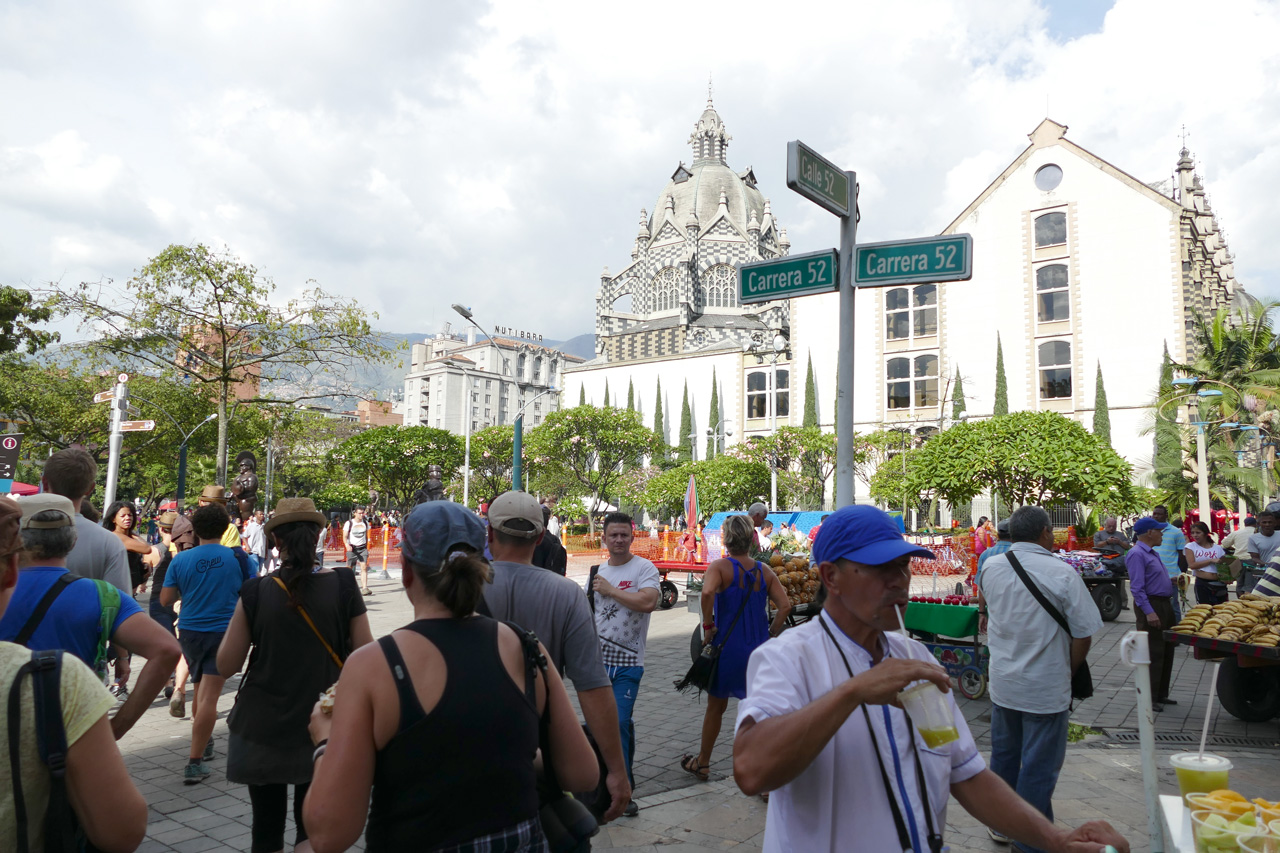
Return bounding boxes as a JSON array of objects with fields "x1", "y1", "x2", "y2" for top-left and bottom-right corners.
[{"x1": 4, "y1": 0, "x2": 1278, "y2": 345}]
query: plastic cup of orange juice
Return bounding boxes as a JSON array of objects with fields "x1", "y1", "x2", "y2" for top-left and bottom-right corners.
[
  {"x1": 898, "y1": 682, "x2": 958, "y2": 748},
  {"x1": 1170, "y1": 753, "x2": 1232, "y2": 802}
]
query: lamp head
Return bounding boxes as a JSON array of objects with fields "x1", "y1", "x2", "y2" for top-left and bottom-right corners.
[
  {"x1": 451, "y1": 304, "x2": 474, "y2": 320},
  {"x1": 1171, "y1": 377, "x2": 1198, "y2": 387}
]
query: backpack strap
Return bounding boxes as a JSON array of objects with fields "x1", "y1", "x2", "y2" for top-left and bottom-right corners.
[
  {"x1": 14, "y1": 574, "x2": 77, "y2": 647},
  {"x1": 8, "y1": 650, "x2": 72, "y2": 853},
  {"x1": 586, "y1": 565, "x2": 600, "y2": 612}
]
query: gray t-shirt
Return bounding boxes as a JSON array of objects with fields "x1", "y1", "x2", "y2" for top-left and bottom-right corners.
[
  {"x1": 65, "y1": 513, "x2": 131, "y2": 595},
  {"x1": 481, "y1": 560, "x2": 610, "y2": 691},
  {"x1": 1247, "y1": 531, "x2": 1280, "y2": 565}
]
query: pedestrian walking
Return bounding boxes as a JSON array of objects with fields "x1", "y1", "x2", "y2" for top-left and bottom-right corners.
[
  {"x1": 343, "y1": 508, "x2": 371, "y2": 594},
  {"x1": 243, "y1": 509, "x2": 266, "y2": 576},
  {"x1": 216, "y1": 498, "x2": 373, "y2": 853},
  {"x1": 160, "y1": 502, "x2": 244, "y2": 784},
  {"x1": 1127, "y1": 516, "x2": 1178, "y2": 711},
  {"x1": 41, "y1": 449, "x2": 131, "y2": 595},
  {"x1": 302, "y1": 500, "x2": 599, "y2": 853},
  {"x1": 531, "y1": 504, "x2": 567, "y2": 575},
  {"x1": 977, "y1": 505, "x2": 1103, "y2": 849},
  {"x1": 0, "y1": 495, "x2": 149, "y2": 853},
  {"x1": 679, "y1": 514, "x2": 789, "y2": 782}
]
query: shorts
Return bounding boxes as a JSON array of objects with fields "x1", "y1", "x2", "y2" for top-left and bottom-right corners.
[
  {"x1": 348, "y1": 545, "x2": 368, "y2": 566},
  {"x1": 180, "y1": 630, "x2": 225, "y2": 683}
]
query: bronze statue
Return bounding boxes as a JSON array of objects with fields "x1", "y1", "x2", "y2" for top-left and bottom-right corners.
[
  {"x1": 230, "y1": 451, "x2": 259, "y2": 523},
  {"x1": 412, "y1": 464, "x2": 445, "y2": 505}
]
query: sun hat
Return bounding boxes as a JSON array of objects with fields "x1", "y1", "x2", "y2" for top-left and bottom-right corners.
[
  {"x1": 488, "y1": 491, "x2": 544, "y2": 539},
  {"x1": 198, "y1": 485, "x2": 228, "y2": 504},
  {"x1": 0, "y1": 496, "x2": 21, "y2": 556},
  {"x1": 400, "y1": 500, "x2": 487, "y2": 569},
  {"x1": 263, "y1": 497, "x2": 327, "y2": 536},
  {"x1": 157, "y1": 511, "x2": 178, "y2": 529},
  {"x1": 813, "y1": 504, "x2": 935, "y2": 566},
  {"x1": 171, "y1": 515, "x2": 197, "y2": 551},
  {"x1": 1133, "y1": 517, "x2": 1165, "y2": 536},
  {"x1": 17, "y1": 494, "x2": 76, "y2": 529}
]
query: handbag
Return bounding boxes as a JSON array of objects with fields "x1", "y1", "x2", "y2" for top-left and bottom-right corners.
[
  {"x1": 1005, "y1": 552, "x2": 1094, "y2": 700},
  {"x1": 674, "y1": 559, "x2": 758, "y2": 695},
  {"x1": 512, "y1": 625, "x2": 599, "y2": 853}
]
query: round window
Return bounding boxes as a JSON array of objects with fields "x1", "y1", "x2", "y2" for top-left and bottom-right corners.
[{"x1": 1035, "y1": 164, "x2": 1063, "y2": 191}]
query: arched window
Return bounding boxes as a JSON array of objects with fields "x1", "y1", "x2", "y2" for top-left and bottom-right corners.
[
  {"x1": 532, "y1": 356, "x2": 542, "y2": 383},
  {"x1": 1036, "y1": 264, "x2": 1069, "y2": 323},
  {"x1": 1034, "y1": 212, "x2": 1066, "y2": 248},
  {"x1": 654, "y1": 268, "x2": 679, "y2": 312},
  {"x1": 517, "y1": 353, "x2": 527, "y2": 379},
  {"x1": 1038, "y1": 341, "x2": 1072, "y2": 399},
  {"x1": 702, "y1": 264, "x2": 738, "y2": 308},
  {"x1": 886, "y1": 284, "x2": 937, "y2": 341}
]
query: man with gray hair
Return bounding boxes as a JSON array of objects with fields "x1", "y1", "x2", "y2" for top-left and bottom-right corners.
[
  {"x1": 0, "y1": 494, "x2": 181, "y2": 739},
  {"x1": 748, "y1": 501, "x2": 769, "y2": 557},
  {"x1": 977, "y1": 506, "x2": 1103, "y2": 849}
]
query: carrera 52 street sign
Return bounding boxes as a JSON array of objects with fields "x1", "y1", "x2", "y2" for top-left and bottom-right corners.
[
  {"x1": 852, "y1": 233, "x2": 973, "y2": 287},
  {"x1": 739, "y1": 249, "x2": 839, "y2": 305}
]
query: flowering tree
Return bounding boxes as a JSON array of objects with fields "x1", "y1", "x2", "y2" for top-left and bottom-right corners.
[
  {"x1": 458, "y1": 425, "x2": 521, "y2": 509},
  {"x1": 637, "y1": 456, "x2": 770, "y2": 520},
  {"x1": 327, "y1": 425, "x2": 463, "y2": 513}
]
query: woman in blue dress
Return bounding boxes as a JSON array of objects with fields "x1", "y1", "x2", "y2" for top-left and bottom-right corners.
[{"x1": 680, "y1": 514, "x2": 791, "y2": 781}]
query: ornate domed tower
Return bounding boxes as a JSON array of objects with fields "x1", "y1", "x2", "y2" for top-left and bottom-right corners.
[{"x1": 592, "y1": 96, "x2": 790, "y2": 364}]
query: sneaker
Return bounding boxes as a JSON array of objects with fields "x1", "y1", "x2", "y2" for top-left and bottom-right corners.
[
  {"x1": 183, "y1": 761, "x2": 212, "y2": 785},
  {"x1": 203, "y1": 739, "x2": 215, "y2": 761},
  {"x1": 109, "y1": 684, "x2": 129, "y2": 704},
  {"x1": 170, "y1": 693, "x2": 185, "y2": 718},
  {"x1": 988, "y1": 827, "x2": 1010, "y2": 843},
  {"x1": 623, "y1": 801, "x2": 639, "y2": 817}
]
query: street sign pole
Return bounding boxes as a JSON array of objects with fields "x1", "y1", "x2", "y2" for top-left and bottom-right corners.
[
  {"x1": 103, "y1": 373, "x2": 129, "y2": 508},
  {"x1": 835, "y1": 176, "x2": 858, "y2": 509}
]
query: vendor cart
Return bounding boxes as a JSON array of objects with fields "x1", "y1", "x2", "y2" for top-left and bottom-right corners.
[
  {"x1": 651, "y1": 559, "x2": 703, "y2": 610},
  {"x1": 1059, "y1": 550, "x2": 1129, "y2": 622},
  {"x1": 904, "y1": 601, "x2": 990, "y2": 700},
  {"x1": 1164, "y1": 630, "x2": 1280, "y2": 722}
]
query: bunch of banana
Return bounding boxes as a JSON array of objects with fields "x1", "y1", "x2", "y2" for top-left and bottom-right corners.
[
  {"x1": 1171, "y1": 596, "x2": 1279, "y2": 646},
  {"x1": 1171, "y1": 604, "x2": 1215, "y2": 635}
]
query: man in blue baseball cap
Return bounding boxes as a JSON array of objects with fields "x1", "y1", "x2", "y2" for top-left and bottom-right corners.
[
  {"x1": 1127, "y1": 515, "x2": 1177, "y2": 710},
  {"x1": 733, "y1": 504, "x2": 1128, "y2": 853}
]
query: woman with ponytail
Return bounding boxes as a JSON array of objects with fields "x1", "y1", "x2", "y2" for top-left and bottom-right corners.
[
  {"x1": 217, "y1": 498, "x2": 373, "y2": 853},
  {"x1": 303, "y1": 500, "x2": 600, "y2": 853}
]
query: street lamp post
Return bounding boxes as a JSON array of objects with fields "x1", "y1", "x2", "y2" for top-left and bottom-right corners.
[
  {"x1": 704, "y1": 420, "x2": 733, "y2": 456},
  {"x1": 1168, "y1": 377, "x2": 1228, "y2": 525},
  {"x1": 452, "y1": 304, "x2": 501, "y2": 505},
  {"x1": 512, "y1": 386, "x2": 558, "y2": 492}
]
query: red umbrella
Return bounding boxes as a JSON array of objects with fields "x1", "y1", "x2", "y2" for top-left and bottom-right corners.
[
  {"x1": 7, "y1": 482, "x2": 38, "y2": 496},
  {"x1": 158, "y1": 500, "x2": 178, "y2": 511}
]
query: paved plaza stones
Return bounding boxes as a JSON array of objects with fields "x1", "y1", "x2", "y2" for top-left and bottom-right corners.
[{"x1": 116, "y1": 564, "x2": 1279, "y2": 852}]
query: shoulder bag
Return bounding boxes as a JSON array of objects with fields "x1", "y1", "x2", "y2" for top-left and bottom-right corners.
[
  {"x1": 272, "y1": 576, "x2": 344, "y2": 669},
  {"x1": 1005, "y1": 552, "x2": 1093, "y2": 700}
]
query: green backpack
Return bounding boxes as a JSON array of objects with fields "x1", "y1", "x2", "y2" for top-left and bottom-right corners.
[{"x1": 14, "y1": 574, "x2": 121, "y2": 685}]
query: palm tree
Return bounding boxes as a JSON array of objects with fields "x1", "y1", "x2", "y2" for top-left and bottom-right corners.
[{"x1": 1175, "y1": 300, "x2": 1280, "y2": 418}]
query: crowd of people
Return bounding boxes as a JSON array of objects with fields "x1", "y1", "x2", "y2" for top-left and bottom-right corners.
[{"x1": 17, "y1": 445, "x2": 1255, "y2": 851}]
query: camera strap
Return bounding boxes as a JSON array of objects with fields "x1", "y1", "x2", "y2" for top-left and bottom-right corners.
[{"x1": 818, "y1": 614, "x2": 943, "y2": 853}]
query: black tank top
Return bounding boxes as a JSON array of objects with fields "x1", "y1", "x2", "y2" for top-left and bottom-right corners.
[{"x1": 365, "y1": 616, "x2": 540, "y2": 851}]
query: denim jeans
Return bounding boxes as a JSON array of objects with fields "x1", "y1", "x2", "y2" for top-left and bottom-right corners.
[
  {"x1": 606, "y1": 665, "x2": 644, "y2": 786},
  {"x1": 989, "y1": 705, "x2": 1070, "y2": 853}
]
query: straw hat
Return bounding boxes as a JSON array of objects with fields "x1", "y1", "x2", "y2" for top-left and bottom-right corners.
[
  {"x1": 263, "y1": 497, "x2": 327, "y2": 536},
  {"x1": 198, "y1": 485, "x2": 228, "y2": 504},
  {"x1": 157, "y1": 511, "x2": 178, "y2": 530}
]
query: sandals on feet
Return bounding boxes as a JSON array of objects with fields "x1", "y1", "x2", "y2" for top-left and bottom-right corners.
[{"x1": 679, "y1": 754, "x2": 710, "y2": 782}]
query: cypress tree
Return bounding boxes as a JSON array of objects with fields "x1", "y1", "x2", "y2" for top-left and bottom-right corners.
[
  {"x1": 677, "y1": 381, "x2": 693, "y2": 462},
  {"x1": 993, "y1": 334, "x2": 1009, "y2": 416},
  {"x1": 1093, "y1": 361, "x2": 1111, "y2": 444},
  {"x1": 1155, "y1": 344, "x2": 1183, "y2": 489},
  {"x1": 603, "y1": 379, "x2": 610, "y2": 408},
  {"x1": 952, "y1": 367, "x2": 966, "y2": 421},
  {"x1": 579, "y1": 385, "x2": 586, "y2": 406},
  {"x1": 653, "y1": 378, "x2": 665, "y2": 459},
  {"x1": 706, "y1": 369, "x2": 720, "y2": 459},
  {"x1": 803, "y1": 354, "x2": 818, "y2": 428},
  {"x1": 626, "y1": 379, "x2": 634, "y2": 411}
]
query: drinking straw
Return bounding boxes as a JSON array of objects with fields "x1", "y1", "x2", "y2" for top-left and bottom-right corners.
[
  {"x1": 1199, "y1": 661, "x2": 1219, "y2": 759},
  {"x1": 896, "y1": 603, "x2": 909, "y2": 638}
]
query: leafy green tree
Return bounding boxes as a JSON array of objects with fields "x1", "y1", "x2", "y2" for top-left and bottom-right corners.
[
  {"x1": 731, "y1": 426, "x2": 839, "y2": 510},
  {"x1": 1093, "y1": 362, "x2": 1111, "y2": 444},
  {"x1": 458, "y1": 425, "x2": 520, "y2": 509},
  {"x1": 952, "y1": 367, "x2": 966, "y2": 421},
  {"x1": 48, "y1": 243, "x2": 391, "y2": 485},
  {"x1": 869, "y1": 444, "x2": 922, "y2": 510},
  {"x1": 677, "y1": 381, "x2": 693, "y2": 463},
  {"x1": 328, "y1": 425, "x2": 463, "y2": 513},
  {"x1": 523, "y1": 406, "x2": 657, "y2": 527},
  {"x1": 0, "y1": 286, "x2": 58, "y2": 355},
  {"x1": 653, "y1": 378, "x2": 666, "y2": 460},
  {"x1": 626, "y1": 379, "x2": 634, "y2": 411},
  {"x1": 706, "y1": 369, "x2": 720, "y2": 460},
  {"x1": 803, "y1": 355, "x2": 818, "y2": 428},
  {"x1": 993, "y1": 334, "x2": 1009, "y2": 416},
  {"x1": 634, "y1": 456, "x2": 770, "y2": 519},
  {"x1": 311, "y1": 482, "x2": 372, "y2": 513}
]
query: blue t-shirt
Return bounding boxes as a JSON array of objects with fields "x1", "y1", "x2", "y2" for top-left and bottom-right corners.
[
  {"x1": 1153, "y1": 523, "x2": 1188, "y2": 577},
  {"x1": 163, "y1": 543, "x2": 242, "y2": 633},
  {"x1": 0, "y1": 566, "x2": 142, "y2": 667}
]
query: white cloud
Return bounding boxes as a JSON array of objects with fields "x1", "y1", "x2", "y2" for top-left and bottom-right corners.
[{"x1": 1, "y1": 0, "x2": 1277, "y2": 346}]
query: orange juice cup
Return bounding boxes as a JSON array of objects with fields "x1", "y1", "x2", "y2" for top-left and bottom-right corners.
[{"x1": 1170, "y1": 753, "x2": 1233, "y2": 802}]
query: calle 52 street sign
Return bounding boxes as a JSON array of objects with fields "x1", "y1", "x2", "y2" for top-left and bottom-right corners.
[
  {"x1": 739, "y1": 249, "x2": 839, "y2": 305},
  {"x1": 852, "y1": 233, "x2": 973, "y2": 288}
]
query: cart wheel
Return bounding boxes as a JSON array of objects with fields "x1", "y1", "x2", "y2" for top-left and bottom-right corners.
[
  {"x1": 1091, "y1": 583, "x2": 1122, "y2": 622},
  {"x1": 659, "y1": 580, "x2": 679, "y2": 610},
  {"x1": 958, "y1": 666, "x2": 987, "y2": 700},
  {"x1": 1216, "y1": 657, "x2": 1280, "y2": 722},
  {"x1": 690, "y1": 624, "x2": 705, "y2": 663}
]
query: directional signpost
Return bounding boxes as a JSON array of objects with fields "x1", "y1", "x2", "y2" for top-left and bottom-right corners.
[
  {"x1": 775, "y1": 140, "x2": 974, "y2": 508},
  {"x1": 0, "y1": 434, "x2": 22, "y2": 494},
  {"x1": 93, "y1": 390, "x2": 114, "y2": 404},
  {"x1": 120, "y1": 420, "x2": 156, "y2": 432}
]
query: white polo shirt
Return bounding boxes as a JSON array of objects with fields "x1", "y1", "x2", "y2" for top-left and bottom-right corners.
[{"x1": 736, "y1": 614, "x2": 985, "y2": 853}]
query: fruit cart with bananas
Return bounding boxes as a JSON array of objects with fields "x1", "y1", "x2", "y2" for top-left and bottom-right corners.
[{"x1": 1166, "y1": 593, "x2": 1280, "y2": 722}]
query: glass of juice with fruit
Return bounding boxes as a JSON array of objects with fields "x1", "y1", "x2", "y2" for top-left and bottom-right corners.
[
  {"x1": 898, "y1": 682, "x2": 958, "y2": 747},
  {"x1": 1170, "y1": 753, "x2": 1233, "y2": 803}
]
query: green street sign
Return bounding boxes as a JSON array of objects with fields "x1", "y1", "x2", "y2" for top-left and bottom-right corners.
[
  {"x1": 739, "y1": 249, "x2": 839, "y2": 305},
  {"x1": 787, "y1": 141, "x2": 850, "y2": 217},
  {"x1": 852, "y1": 233, "x2": 973, "y2": 287}
]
